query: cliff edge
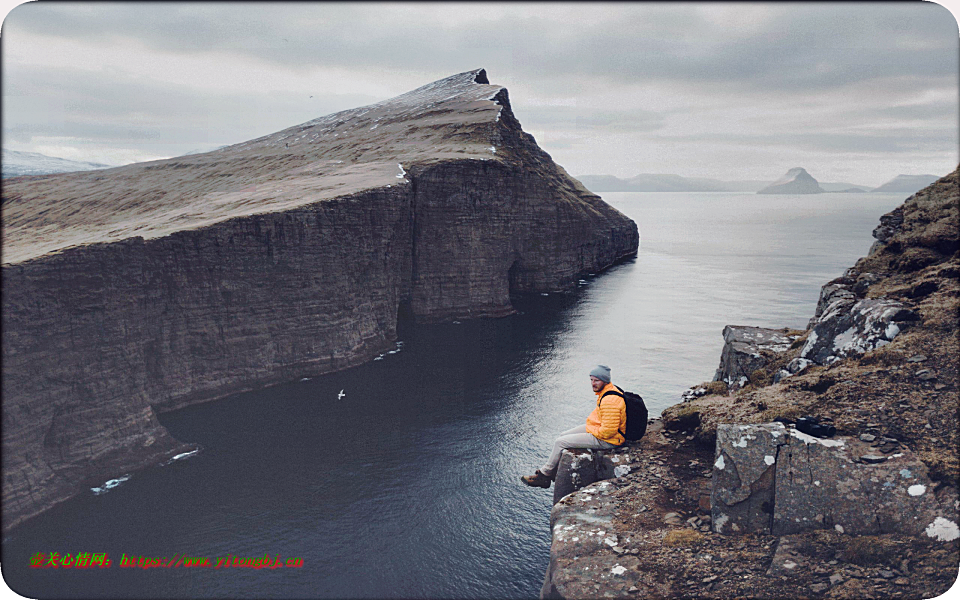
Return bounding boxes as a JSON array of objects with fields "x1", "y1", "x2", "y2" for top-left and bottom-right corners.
[
  {"x1": 1, "y1": 69, "x2": 639, "y2": 532},
  {"x1": 543, "y1": 167, "x2": 958, "y2": 598}
]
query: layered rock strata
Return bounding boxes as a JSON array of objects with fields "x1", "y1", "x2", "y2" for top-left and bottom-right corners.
[{"x1": 2, "y1": 69, "x2": 639, "y2": 531}]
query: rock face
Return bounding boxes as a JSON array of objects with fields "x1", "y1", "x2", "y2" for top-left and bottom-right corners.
[
  {"x1": 799, "y1": 297, "x2": 918, "y2": 365},
  {"x1": 712, "y1": 326, "x2": 800, "y2": 389},
  {"x1": 550, "y1": 168, "x2": 959, "y2": 599},
  {"x1": 1, "y1": 69, "x2": 639, "y2": 532},
  {"x1": 712, "y1": 423, "x2": 955, "y2": 538},
  {"x1": 757, "y1": 167, "x2": 824, "y2": 194},
  {"x1": 553, "y1": 446, "x2": 643, "y2": 504}
]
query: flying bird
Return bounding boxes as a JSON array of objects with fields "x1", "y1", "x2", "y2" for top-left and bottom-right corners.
[{"x1": 338, "y1": 389, "x2": 345, "y2": 400}]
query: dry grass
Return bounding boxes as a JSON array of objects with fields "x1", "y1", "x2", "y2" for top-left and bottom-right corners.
[
  {"x1": 663, "y1": 529, "x2": 702, "y2": 547},
  {"x1": 840, "y1": 536, "x2": 902, "y2": 566}
]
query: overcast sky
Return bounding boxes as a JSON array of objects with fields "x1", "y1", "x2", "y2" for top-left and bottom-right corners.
[{"x1": 2, "y1": 2, "x2": 958, "y2": 186}]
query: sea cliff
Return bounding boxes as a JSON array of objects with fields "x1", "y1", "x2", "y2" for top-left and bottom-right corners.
[
  {"x1": 543, "y1": 167, "x2": 958, "y2": 598},
  {"x1": 1, "y1": 69, "x2": 639, "y2": 532}
]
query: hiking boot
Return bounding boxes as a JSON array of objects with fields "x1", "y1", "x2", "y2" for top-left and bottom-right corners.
[{"x1": 521, "y1": 470, "x2": 552, "y2": 488}]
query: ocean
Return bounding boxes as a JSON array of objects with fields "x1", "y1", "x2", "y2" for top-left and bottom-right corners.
[{"x1": 1, "y1": 191, "x2": 907, "y2": 599}]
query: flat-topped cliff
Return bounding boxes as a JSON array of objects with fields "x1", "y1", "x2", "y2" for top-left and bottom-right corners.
[{"x1": 1, "y1": 69, "x2": 638, "y2": 532}]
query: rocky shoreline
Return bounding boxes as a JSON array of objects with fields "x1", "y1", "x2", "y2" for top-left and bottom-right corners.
[{"x1": 542, "y1": 167, "x2": 959, "y2": 598}]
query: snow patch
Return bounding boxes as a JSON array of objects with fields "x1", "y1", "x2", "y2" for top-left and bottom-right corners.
[
  {"x1": 614, "y1": 465, "x2": 631, "y2": 477},
  {"x1": 611, "y1": 565, "x2": 627, "y2": 576},
  {"x1": 715, "y1": 455, "x2": 725, "y2": 470},
  {"x1": 764, "y1": 455, "x2": 775, "y2": 466},
  {"x1": 908, "y1": 484, "x2": 927, "y2": 497}
]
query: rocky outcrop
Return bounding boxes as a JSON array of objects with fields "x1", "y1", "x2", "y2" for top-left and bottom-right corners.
[
  {"x1": 712, "y1": 326, "x2": 801, "y2": 389},
  {"x1": 546, "y1": 168, "x2": 959, "y2": 599},
  {"x1": 552, "y1": 445, "x2": 645, "y2": 505},
  {"x1": 1, "y1": 69, "x2": 638, "y2": 532},
  {"x1": 757, "y1": 167, "x2": 824, "y2": 194},
  {"x1": 712, "y1": 423, "x2": 955, "y2": 538}
]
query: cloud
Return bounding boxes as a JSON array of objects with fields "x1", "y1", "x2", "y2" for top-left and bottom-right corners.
[
  {"x1": 2, "y1": 2, "x2": 957, "y2": 182},
  {"x1": 7, "y1": 3, "x2": 957, "y2": 92}
]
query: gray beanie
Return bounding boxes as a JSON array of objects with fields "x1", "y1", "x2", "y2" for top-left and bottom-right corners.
[{"x1": 589, "y1": 365, "x2": 611, "y2": 382}]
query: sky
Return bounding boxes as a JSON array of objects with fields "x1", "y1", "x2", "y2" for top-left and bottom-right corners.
[{"x1": 2, "y1": 1, "x2": 958, "y2": 187}]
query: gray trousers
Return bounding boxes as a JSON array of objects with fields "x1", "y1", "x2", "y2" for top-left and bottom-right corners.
[{"x1": 540, "y1": 424, "x2": 616, "y2": 477}]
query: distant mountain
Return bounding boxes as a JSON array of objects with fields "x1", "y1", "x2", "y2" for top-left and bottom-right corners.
[
  {"x1": 757, "y1": 167, "x2": 824, "y2": 194},
  {"x1": 871, "y1": 174, "x2": 940, "y2": 194},
  {"x1": 820, "y1": 182, "x2": 870, "y2": 192},
  {"x1": 576, "y1": 173, "x2": 768, "y2": 193},
  {"x1": 577, "y1": 172, "x2": 871, "y2": 194},
  {"x1": 2, "y1": 149, "x2": 111, "y2": 178}
]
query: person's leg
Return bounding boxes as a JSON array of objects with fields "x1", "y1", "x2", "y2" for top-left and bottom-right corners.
[
  {"x1": 540, "y1": 431, "x2": 613, "y2": 478},
  {"x1": 536, "y1": 425, "x2": 587, "y2": 478}
]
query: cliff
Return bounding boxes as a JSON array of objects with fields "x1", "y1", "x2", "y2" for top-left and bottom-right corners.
[
  {"x1": 1, "y1": 69, "x2": 639, "y2": 532},
  {"x1": 543, "y1": 167, "x2": 958, "y2": 598},
  {"x1": 757, "y1": 167, "x2": 825, "y2": 194}
]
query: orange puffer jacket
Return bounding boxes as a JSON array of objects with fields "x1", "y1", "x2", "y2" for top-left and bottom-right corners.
[{"x1": 585, "y1": 381, "x2": 626, "y2": 445}]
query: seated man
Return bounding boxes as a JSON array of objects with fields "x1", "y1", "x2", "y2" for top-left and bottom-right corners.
[{"x1": 521, "y1": 365, "x2": 626, "y2": 488}]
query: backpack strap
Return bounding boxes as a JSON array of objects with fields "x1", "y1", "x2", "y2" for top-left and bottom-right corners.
[{"x1": 598, "y1": 386, "x2": 626, "y2": 440}]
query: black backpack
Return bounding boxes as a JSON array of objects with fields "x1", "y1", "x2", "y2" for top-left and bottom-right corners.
[{"x1": 599, "y1": 386, "x2": 648, "y2": 442}]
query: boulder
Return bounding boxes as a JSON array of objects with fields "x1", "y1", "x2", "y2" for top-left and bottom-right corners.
[
  {"x1": 712, "y1": 423, "x2": 786, "y2": 534},
  {"x1": 712, "y1": 423, "x2": 958, "y2": 539}
]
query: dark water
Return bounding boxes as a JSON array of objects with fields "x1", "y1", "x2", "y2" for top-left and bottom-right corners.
[{"x1": 2, "y1": 192, "x2": 907, "y2": 599}]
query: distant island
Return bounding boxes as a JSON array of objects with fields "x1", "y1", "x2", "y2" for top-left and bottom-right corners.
[
  {"x1": 576, "y1": 172, "x2": 868, "y2": 193},
  {"x1": 757, "y1": 167, "x2": 824, "y2": 194},
  {"x1": 577, "y1": 169, "x2": 942, "y2": 195},
  {"x1": 871, "y1": 173, "x2": 941, "y2": 193}
]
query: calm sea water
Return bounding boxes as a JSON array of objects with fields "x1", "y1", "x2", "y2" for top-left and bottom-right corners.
[{"x1": 2, "y1": 192, "x2": 906, "y2": 599}]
